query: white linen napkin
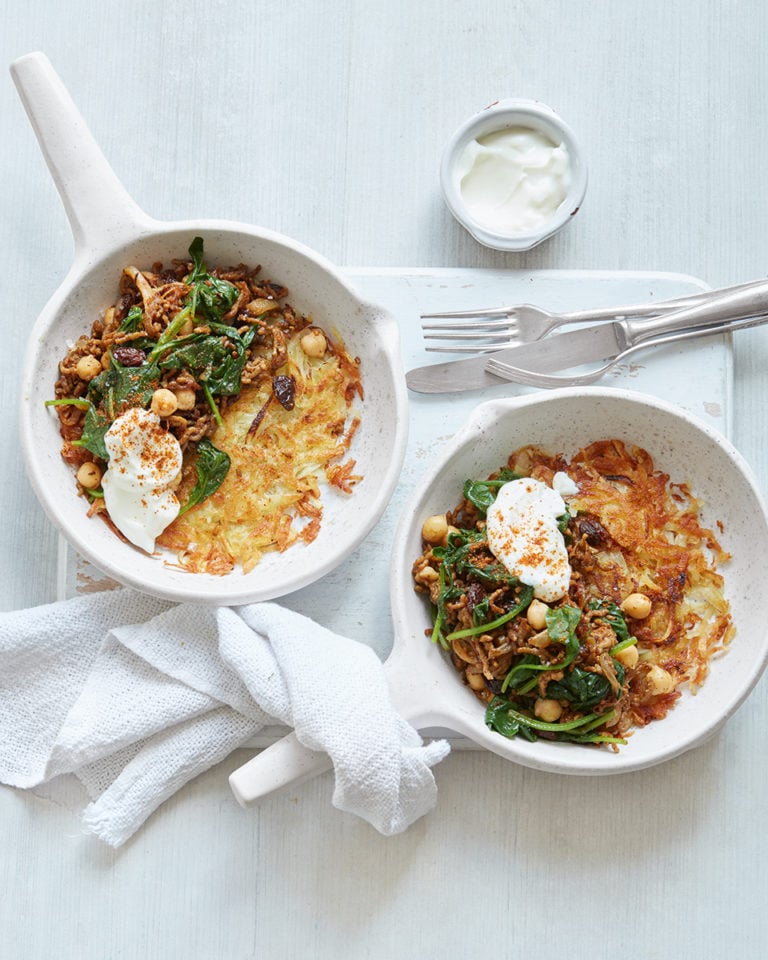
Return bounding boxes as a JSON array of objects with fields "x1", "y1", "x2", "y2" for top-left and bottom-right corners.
[{"x1": 0, "y1": 590, "x2": 449, "y2": 847}]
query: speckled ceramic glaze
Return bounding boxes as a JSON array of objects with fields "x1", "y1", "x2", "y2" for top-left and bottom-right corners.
[
  {"x1": 387, "y1": 387, "x2": 768, "y2": 774},
  {"x1": 13, "y1": 52, "x2": 408, "y2": 605}
]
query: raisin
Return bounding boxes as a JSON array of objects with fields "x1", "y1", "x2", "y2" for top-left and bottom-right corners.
[
  {"x1": 272, "y1": 374, "x2": 296, "y2": 410},
  {"x1": 112, "y1": 346, "x2": 147, "y2": 367},
  {"x1": 572, "y1": 515, "x2": 610, "y2": 547},
  {"x1": 465, "y1": 582, "x2": 486, "y2": 611}
]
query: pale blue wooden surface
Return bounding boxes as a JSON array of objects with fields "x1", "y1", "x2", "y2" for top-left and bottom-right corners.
[{"x1": 1, "y1": 3, "x2": 767, "y2": 958}]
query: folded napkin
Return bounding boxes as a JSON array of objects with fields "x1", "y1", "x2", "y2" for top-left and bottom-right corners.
[{"x1": 0, "y1": 590, "x2": 449, "y2": 847}]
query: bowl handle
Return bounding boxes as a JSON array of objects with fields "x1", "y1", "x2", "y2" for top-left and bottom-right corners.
[
  {"x1": 10, "y1": 51, "x2": 153, "y2": 256},
  {"x1": 227, "y1": 647, "x2": 454, "y2": 807},
  {"x1": 229, "y1": 732, "x2": 332, "y2": 807}
]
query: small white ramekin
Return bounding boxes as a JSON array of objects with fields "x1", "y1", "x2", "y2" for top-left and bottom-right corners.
[{"x1": 440, "y1": 98, "x2": 588, "y2": 252}]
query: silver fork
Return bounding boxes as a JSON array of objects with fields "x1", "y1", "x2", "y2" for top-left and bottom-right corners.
[
  {"x1": 485, "y1": 312, "x2": 768, "y2": 388},
  {"x1": 421, "y1": 279, "x2": 768, "y2": 352}
]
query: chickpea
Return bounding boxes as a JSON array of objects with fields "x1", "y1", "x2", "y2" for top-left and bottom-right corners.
[
  {"x1": 621, "y1": 592, "x2": 652, "y2": 620},
  {"x1": 76, "y1": 355, "x2": 102, "y2": 381},
  {"x1": 415, "y1": 565, "x2": 439, "y2": 584},
  {"x1": 527, "y1": 598, "x2": 549, "y2": 631},
  {"x1": 76, "y1": 461, "x2": 102, "y2": 490},
  {"x1": 179, "y1": 318, "x2": 195, "y2": 337},
  {"x1": 421, "y1": 514, "x2": 449, "y2": 544},
  {"x1": 646, "y1": 664, "x2": 676, "y2": 696},
  {"x1": 528, "y1": 629, "x2": 551, "y2": 649},
  {"x1": 101, "y1": 352, "x2": 112, "y2": 370},
  {"x1": 300, "y1": 328, "x2": 327, "y2": 358},
  {"x1": 613, "y1": 643, "x2": 639, "y2": 669},
  {"x1": 174, "y1": 387, "x2": 197, "y2": 411},
  {"x1": 151, "y1": 388, "x2": 179, "y2": 418},
  {"x1": 534, "y1": 698, "x2": 563, "y2": 722}
]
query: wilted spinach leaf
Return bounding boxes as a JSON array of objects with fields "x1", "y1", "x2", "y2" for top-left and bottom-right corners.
[
  {"x1": 179, "y1": 438, "x2": 231, "y2": 515},
  {"x1": 463, "y1": 467, "x2": 521, "y2": 515},
  {"x1": 185, "y1": 236, "x2": 239, "y2": 323},
  {"x1": 545, "y1": 664, "x2": 625, "y2": 711},
  {"x1": 471, "y1": 595, "x2": 491, "y2": 627},
  {"x1": 118, "y1": 304, "x2": 145, "y2": 334},
  {"x1": 485, "y1": 698, "x2": 539, "y2": 741},
  {"x1": 77, "y1": 404, "x2": 112, "y2": 461},
  {"x1": 157, "y1": 323, "x2": 257, "y2": 397},
  {"x1": 546, "y1": 605, "x2": 582, "y2": 648},
  {"x1": 433, "y1": 525, "x2": 520, "y2": 591},
  {"x1": 69, "y1": 358, "x2": 161, "y2": 459},
  {"x1": 485, "y1": 696, "x2": 625, "y2": 745},
  {"x1": 500, "y1": 653, "x2": 542, "y2": 692},
  {"x1": 589, "y1": 598, "x2": 630, "y2": 643},
  {"x1": 88, "y1": 359, "x2": 161, "y2": 418}
]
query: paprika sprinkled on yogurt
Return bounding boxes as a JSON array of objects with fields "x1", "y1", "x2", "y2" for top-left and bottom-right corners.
[
  {"x1": 485, "y1": 476, "x2": 572, "y2": 602},
  {"x1": 101, "y1": 407, "x2": 183, "y2": 553}
]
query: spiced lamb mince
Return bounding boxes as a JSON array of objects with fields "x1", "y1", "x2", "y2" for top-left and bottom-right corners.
[
  {"x1": 49, "y1": 238, "x2": 363, "y2": 574},
  {"x1": 412, "y1": 439, "x2": 733, "y2": 748}
]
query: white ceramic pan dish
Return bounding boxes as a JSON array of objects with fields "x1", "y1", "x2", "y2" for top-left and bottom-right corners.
[
  {"x1": 230, "y1": 388, "x2": 768, "y2": 800},
  {"x1": 11, "y1": 52, "x2": 408, "y2": 606}
]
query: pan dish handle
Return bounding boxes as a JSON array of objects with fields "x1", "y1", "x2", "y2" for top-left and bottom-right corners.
[
  {"x1": 10, "y1": 51, "x2": 153, "y2": 256},
  {"x1": 227, "y1": 648, "x2": 454, "y2": 808},
  {"x1": 229, "y1": 732, "x2": 332, "y2": 806}
]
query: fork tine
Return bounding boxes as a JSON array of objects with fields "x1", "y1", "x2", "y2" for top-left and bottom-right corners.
[
  {"x1": 421, "y1": 316, "x2": 515, "y2": 332},
  {"x1": 421, "y1": 314, "x2": 518, "y2": 352},
  {"x1": 424, "y1": 338, "x2": 513, "y2": 349},
  {"x1": 423, "y1": 329, "x2": 515, "y2": 342},
  {"x1": 485, "y1": 356, "x2": 604, "y2": 388},
  {"x1": 425, "y1": 344, "x2": 506, "y2": 354},
  {"x1": 420, "y1": 306, "x2": 513, "y2": 320}
]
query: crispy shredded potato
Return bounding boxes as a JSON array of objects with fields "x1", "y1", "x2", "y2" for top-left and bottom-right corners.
[
  {"x1": 158, "y1": 334, "x2": 362, "y2": 574},
  {"x1": 412, "y1": 440, "x2": 733, "y2": 748}
]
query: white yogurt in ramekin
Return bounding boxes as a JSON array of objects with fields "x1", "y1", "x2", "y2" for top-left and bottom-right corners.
[
  {"x1": 456, "y1": 126, "x2": 572, "y2": 236},
  {"x1": 440, "y1": 99, "x2": 587, "y2": 251}
]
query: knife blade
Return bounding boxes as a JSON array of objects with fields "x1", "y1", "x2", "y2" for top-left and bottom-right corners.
[{"x1": 406, "y1": 322, "x2": 629, "y2": 394}]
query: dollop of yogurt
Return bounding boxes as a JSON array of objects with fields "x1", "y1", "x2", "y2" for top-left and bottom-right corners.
[
  {"x1": 485, "y1": 477, "x2": 571, "y2": 602},
  {"x1": 456, "y1": 126, "x2": 571, "y2": 235},
  {"x1": 552, "y1": 470, "x2": 579, "y2": 497},
  {"x1": 101, "y1": 407, "x2": 183, "y2": 553}
]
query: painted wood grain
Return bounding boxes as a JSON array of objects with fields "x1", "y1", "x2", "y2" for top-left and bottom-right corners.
[{"x1": 1, "y1": 2, "x2": 767, "y2": 958}]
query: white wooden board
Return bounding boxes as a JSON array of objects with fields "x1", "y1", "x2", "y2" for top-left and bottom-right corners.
[{"x1": 58, "y1": 268, "x2": 731, "y2": 746}]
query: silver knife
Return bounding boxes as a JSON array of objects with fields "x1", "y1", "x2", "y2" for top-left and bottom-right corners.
[
  {"x1": 407, "y1": 323, "x2": 616, "y2": 393},
  {"x1": 406, "y1": 280, "x2": 768, "y2": 394}
]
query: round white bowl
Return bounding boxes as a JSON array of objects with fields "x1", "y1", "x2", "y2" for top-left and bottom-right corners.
[
  {"x1": 440, "y1": 98, "x2": 588, "y2": 252},
  {"x1": 24, "y1": 223, "x2": 408, "y2": 606},
  {"x1": 388, "y1": 388, "x2": 768, "y2": 775},
  {"x1": 13, "y1": 52, "x2": 408, "y2": 606}
]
